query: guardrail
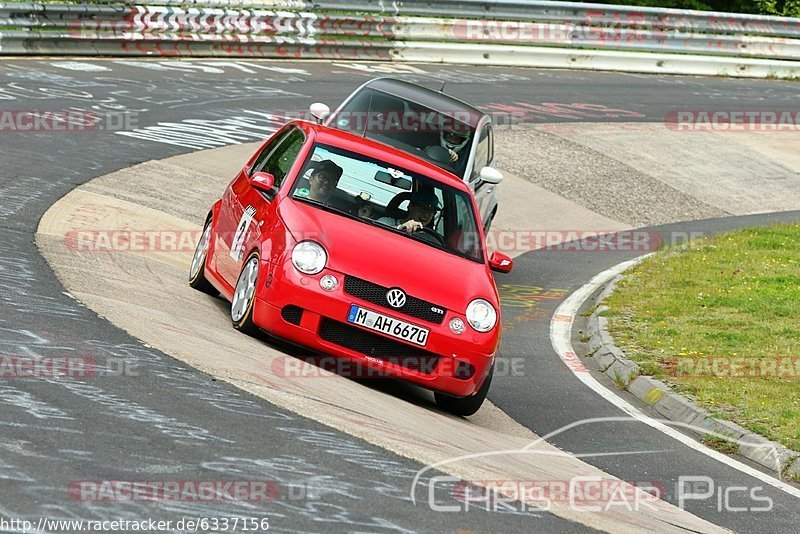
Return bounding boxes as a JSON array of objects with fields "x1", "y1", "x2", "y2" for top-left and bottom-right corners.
[{"x1": 1, "y1": 1, "x2": 799, "y2": 78}]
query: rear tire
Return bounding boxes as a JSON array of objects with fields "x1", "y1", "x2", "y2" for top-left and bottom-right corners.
[
  {"x1": 188, "y1": 218, "x2": 218, "y2": 296},
  {"x1": 231, "y1": 252, "x2": 261, "y2": 336},
  {"x1": 435, "y1": 364, "x2": 494, "y2": 417}
]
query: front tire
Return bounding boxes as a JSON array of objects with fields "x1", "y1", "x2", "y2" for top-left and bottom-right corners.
[
  {"x1": 435, "y1": 364, "x2": 494, "y2": 417},
  {"x1": 231, "y1": 252, "x2": 261, "y2": 336},
  {"x1": 188, "y1": 218, "x2": 218, "y2": 296}
]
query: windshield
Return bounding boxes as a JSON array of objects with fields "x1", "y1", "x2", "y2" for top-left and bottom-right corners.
[
  {"x1": 328, "y1": 88, "x2": 476, "y2": 178},
  {"x1": 290, "y1": 143, "x2": 484, "y2": 263}
]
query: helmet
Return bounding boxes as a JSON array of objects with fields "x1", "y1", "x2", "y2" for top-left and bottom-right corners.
[{"x1": 440, "y1": 122, "x2": 471, "y2": 152}]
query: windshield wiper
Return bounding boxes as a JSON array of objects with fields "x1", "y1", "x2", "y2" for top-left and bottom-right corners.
[
  {"x1": 383, "y1": 225, "x2": 450, "y2": 253},
  {"x1": 388, "y1": 225, "x2": 484, "y2": 263}
]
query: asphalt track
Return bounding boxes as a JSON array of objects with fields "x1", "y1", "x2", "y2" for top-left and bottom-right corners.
[{"x1": 1, "y1": 59, "x2": 799, "y2": 532}]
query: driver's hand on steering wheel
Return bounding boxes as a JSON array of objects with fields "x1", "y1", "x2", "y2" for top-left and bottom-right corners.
[{"x1": 398, "y1": 220, "x2": 423, "y2": 233}]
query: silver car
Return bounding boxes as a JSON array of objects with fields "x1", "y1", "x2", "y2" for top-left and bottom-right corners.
[{"x1": 309, "y1": 78, "x2": 503, "y2": 231}]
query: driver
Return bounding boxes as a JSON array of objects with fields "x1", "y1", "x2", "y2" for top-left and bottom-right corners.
[
  {"x1": 439, "y1": 121, "x2": 471, "y2": 163},
  {"x1": 378, "y1": 190, "x2": 440, "y2": 234}
]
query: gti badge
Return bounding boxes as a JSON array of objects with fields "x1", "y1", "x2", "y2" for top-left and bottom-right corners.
[{"x1": 386, "y1": 288, "x2": 407, "y2": 309}]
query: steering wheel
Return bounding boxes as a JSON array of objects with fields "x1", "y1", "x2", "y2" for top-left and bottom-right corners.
[
  {"x1": 424, "y1": 145, "x2": 451, "y2": 165},
  {"x1": 415, "y1": 227, "x2": 446, "y2": 247}
]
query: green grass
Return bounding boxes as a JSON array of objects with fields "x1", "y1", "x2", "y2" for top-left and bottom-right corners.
[
  {"x1": 702, "y1": 435, "x2": 740, "y2": 455},
  {"x1": 786, "y1": 469, "x2": 800, "y2": 484},
  {"x1": 605, "y1": 222, "x2": 800, "y2": 452}
]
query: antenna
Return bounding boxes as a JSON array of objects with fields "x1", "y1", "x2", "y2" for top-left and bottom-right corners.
[{"x1": 439, "y1": 81, "x2": 447, "y2": 93}]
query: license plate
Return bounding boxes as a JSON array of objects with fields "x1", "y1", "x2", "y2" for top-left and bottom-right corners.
[{"x1": 347, "y1": 305, "x2": 430, "y2": 347}]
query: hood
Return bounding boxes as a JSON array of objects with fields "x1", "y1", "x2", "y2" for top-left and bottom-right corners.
[{"x1": 277, "y1": 197, "x2": 496, "y2": 314}]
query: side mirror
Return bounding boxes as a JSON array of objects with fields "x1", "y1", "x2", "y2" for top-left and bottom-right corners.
[
  {"x1": 489, "y1": 251, "x2": 513, "y2": 273},
  {"x1": 479, "y1": 166, "x2": 503, "y2": 185},
  {"x1": 250, "y1": 171, "x2": 275, "y2": 193},
  {"x1": 309, "y1": 102, "x2": 331, "y2": 123}
]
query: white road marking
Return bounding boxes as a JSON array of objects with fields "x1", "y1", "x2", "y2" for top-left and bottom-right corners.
[
  {"x1": 550, "y1": 255, "x2": 800, "y2": 499},
  {"x1": 48, "y1": 61, "x2": 111, "y2": 72}
]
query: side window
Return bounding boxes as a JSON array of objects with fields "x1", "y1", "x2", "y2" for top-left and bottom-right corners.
[
  {"x1": 366, "y1": 91, "x2": 407, "y2": 138},
  {"x1": 331, "y1": 89, "x2": 373, "y2": 132},
  {"x1": 453, "y1": 193, "x2": 481, "y2": 260},
  {"x1": 471, "y1": 126, "x2": 491, "y2": 182},
  {"x1": 454, "y1": 194, "x2": 470, "y2": 232},
  {"x1": 252, "y1": 128, "x2": 305, "y2": 189},
  {"x1": 250, "y1": 129, "x2": 291, "y2": 176}
]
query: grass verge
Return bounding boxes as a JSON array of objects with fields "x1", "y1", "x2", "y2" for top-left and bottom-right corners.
[{"x1": 604, "y1": 222, "x2": 800, "y2": 452}]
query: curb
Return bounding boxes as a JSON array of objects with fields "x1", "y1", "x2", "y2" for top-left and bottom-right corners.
[{"x1": 585, "y1": 275, "x2": 800, "y2": 480}]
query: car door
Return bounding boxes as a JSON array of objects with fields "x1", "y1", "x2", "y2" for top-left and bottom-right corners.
[
  {"x1": 215, "y1": 127, "x2": 306, "y2": 284},
  {"x1": 469, "y1": 124, "x2": 496, "y2": 225}
]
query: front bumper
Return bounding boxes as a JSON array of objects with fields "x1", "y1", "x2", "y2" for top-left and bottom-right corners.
[{"x1": 253, "y1": 258, "x2": 497, "y2": 397}]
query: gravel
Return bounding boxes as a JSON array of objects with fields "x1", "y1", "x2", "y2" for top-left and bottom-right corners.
[{"x1": 494, "y1": 124, "x2": 727, "y2": 227}]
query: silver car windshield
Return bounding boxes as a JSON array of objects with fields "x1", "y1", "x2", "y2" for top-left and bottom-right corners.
[{"x1": 329, "y1": 88, "x2": 476, "y2": 178}]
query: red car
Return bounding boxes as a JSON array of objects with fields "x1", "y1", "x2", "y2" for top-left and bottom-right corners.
[{"x1": 188, "y1": 121, "x2": 513, "y2": 416}]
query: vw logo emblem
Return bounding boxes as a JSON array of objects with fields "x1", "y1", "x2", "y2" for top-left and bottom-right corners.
[{"x1": 386, "y1": 288, "x2": 406, "y2": 309}]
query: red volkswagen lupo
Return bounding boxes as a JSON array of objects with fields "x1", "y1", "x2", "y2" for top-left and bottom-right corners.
[{"x1": 189, "y1": 121, "x2": 513, "y2": 416}]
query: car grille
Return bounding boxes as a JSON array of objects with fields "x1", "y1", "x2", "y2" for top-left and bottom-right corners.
[
  {"x1": 318, "y1": 318, "x2": 440, "y2": 375},
  {"x1": 344, "y1": 276, "x2": 446, "y2": 324},
  {"x1": 281, "y1": 305, "x2": 304, "y2": 326}
]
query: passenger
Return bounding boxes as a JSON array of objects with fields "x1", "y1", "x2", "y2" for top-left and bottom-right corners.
[{"x1": 354, "y1": 195, "x2": 375, "y2": 218}]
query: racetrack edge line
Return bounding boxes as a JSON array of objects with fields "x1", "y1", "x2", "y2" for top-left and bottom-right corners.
[{"x1": 549, "y1": 256, "x2": 800, "y2": 500}]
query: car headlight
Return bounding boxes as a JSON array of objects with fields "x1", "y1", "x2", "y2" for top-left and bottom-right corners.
[
  {"x1": 291, "y1": 241, "x2": 327, "y2": 275},
  {"x1": 466, "y1": 299, "x2": 497, "y2": 333}
]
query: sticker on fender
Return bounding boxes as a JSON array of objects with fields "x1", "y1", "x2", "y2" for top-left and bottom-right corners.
[
  {"x1": 230, "y1": 205, "x2": 256, "y2": 261},
  {"x1": 347, "y1": 305, "x2": 429, "y2": 347}
]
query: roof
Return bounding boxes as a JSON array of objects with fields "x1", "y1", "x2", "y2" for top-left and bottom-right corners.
[
  {"x1": 363, "y1": 78, "x2": 486, "y2": 128},
  {"x1": 295, "y1": 121, "x2": 469, "y2": 191}
]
